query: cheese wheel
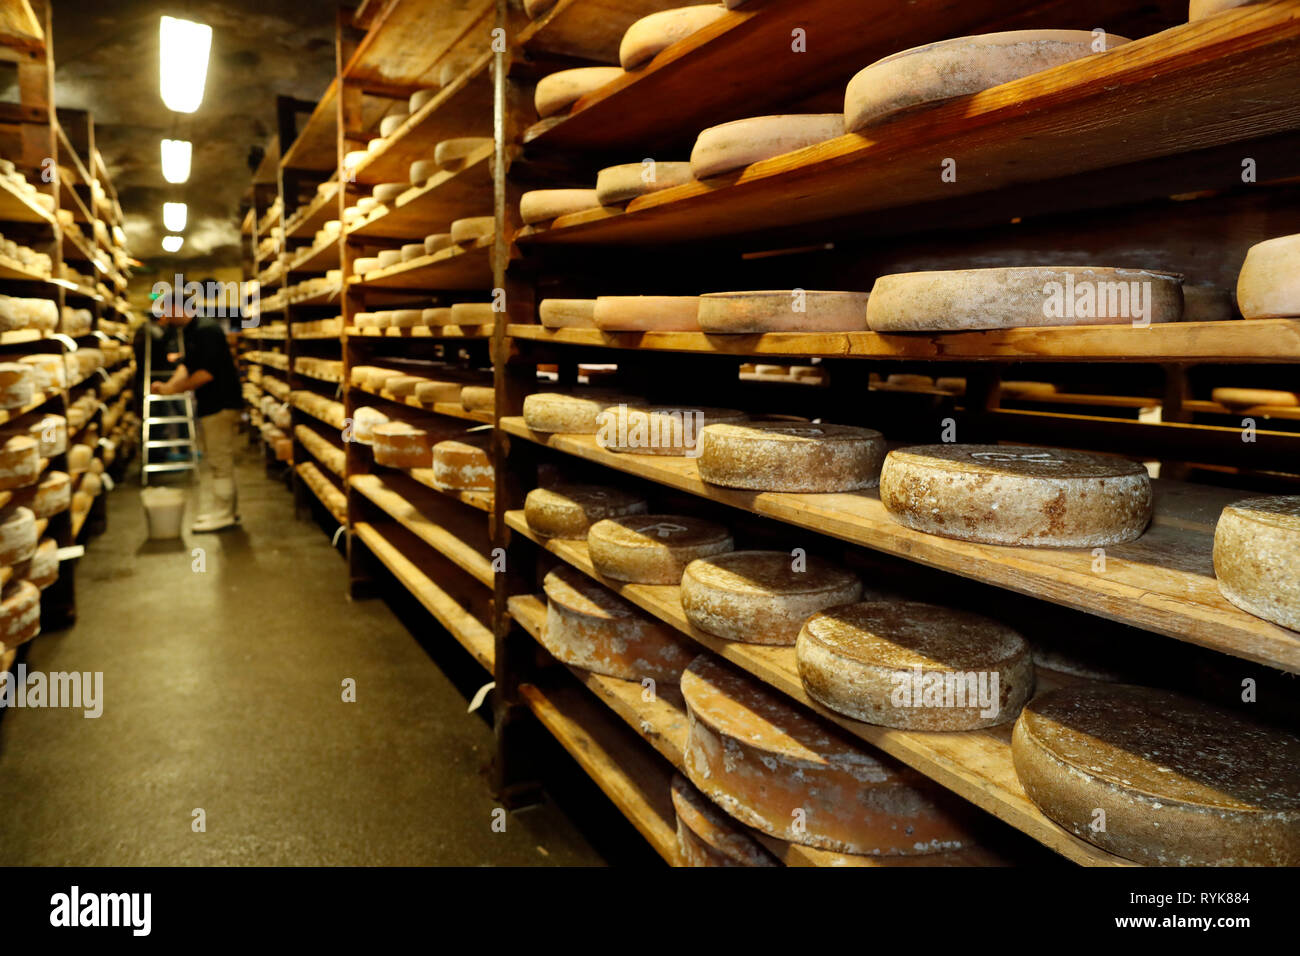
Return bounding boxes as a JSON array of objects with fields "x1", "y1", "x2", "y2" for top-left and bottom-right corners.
[
  {"x1": 520, "y1": 189, "x2": 602, "y2": 225},
  {"x1": 432, "y1": 436, "x2": 493, "y2": 491},
  {"x1": 681, "y1": 550, "x2": 862, "y2": 645},
  {"x1": 11, "y1": 470, "x2": 69, "y2": 518},
  {"x1": 797, "y1": 601, "x2": 1033, "y2": 730},
  {"x1": 0, "y1": 363, "x2": 34, "y2": 410},
  {"x1": 409, "y1": 160, "x2": 440, "y2": 187},
  {"x1": 379, "y1": 114, "x2": 409, "y2": 138},
  {"x1": 1012, "y1": 684, "x2": 1300, "y2": 865},
  {"x1": 460, "y1": 386, "x2": 495, "y2": 411},
  {"x1": 377, "y1": 250, "x2": 403, "y2": 269},
  {"x1": 523, "y1": 390, "x2": 631, "y2": 434},
  {"x1": 424, "y1": 233, "x2": 455, "y2": 255},
  {"x1": 698, "y1": 290, "x2": 870, "y2": 333},
  {"x1": 538, "y1": 298, "x2": 597, "y2": 329},
  {"x1": 588, "y1": 514, "x2": 732, "y2": 584},
  {"x1": 351, "y1": 406, "x2": 389, "y2": 445},
  {"x1": 373, "y1": 182, "x2": 408, "y2": 203},
  {"x1": 435, "y1": 137, "x2": 493, "y2": 170},
  {"x1": 449, "y1": 302, "x2": 494, "y2": 326},
  {"x1": 414, "y1": 380, "x2": 463, "y2": 404},
  {"x1": 16, "y1": 537, "x2": 58, "y2": 590},
  {"x1": 542, "y1": 566, "x2": 692, "y2": 681},
  {"x1": 19, "y1": 354, "x2": 67, "y2": 390},
  {"x1": 1237, "y1": 234, "x2": 1300, "y2": 319},
  {"x1": 27, "y1": 413, "x2": 67, "y2": 457},
  {"x1": 422, "y1": 308, "x2": 453, "y2": 326},
  {"x1": 524, "y1": 484, "x2": 647, "y2": 539},
  {"x1": 1211, "y1": 387, "x2": 1299, "y2": 409},
  {"x1": 357, "y1": 197, "x2": 380, "y2": 215},
  {"x1": 682, "y1": 655, "x2": 970, "y2": 854},
  {"x1": 1213, "y1": 495, "x2": 1300, "y2": 631},
  {"x1": 620, "y1": 5, "x2": 730, "y2": 69},
  {"x1": 595, "y1": 161, "x2": 695, "y2": 205},
  {"x1": 868, "y1": 267, "x2": 1183, "y2": 331},
  {"x1": 409, "y1": 88, "x2": 438, "y2": 113},
  {"x1": 598, "y1": 404, "x2": 745, "y2": 456},
  {"x1": 671, "y1": 774, "x2": 779, "y2": 867},
  {"x1": 0, "y1": 505, "x2": 36, "y2": 564},
  {"x1": 353, "y1": 257, "x2": 381, "y2": 275},
  {"x1": 367, "y1": 137, "x2": 386, "y2": 154},
  {"x1": 373, "y1": 422, "x2": 433, "y2": 469},
  {"x1": 534, "y1": 67, "x2": 624, "y2": 117},
  {"x1": 81, "y1": 472, "x2": 103, "y2": 497},
  {"x1": 0, "y1": 580, "x2": 40, "y2": 649},
  {"x1": 0, "y1": 435, "x2": 40, "y2": 490},
  {"x1": 593, "y1": 295, "x2": 701, "y2": 332},
  {"x1": 1190, "y1": 0, "x2": 1264, "y2": 20},
  {"x1": 845, "y1": 30, "x2": 1130, "y2": 132},
  {"x1": 698, "y1": 422, "x2": 884, "y2": 492},
  {"x1": 691, "y1": 114, "x2": 843, "y2": 179},
  {"x1": 383, "y1": 375, "x2": 424, "y2": 397},
  {"x1": 450, "y1": 217, "x2": 493, "y2": 244},
  {"x1": 880, "y1": 444, "x2": 1152, "y2": 547}
]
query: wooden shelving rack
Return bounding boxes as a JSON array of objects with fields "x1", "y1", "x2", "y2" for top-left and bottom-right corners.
[{"x1": 235, "y1": 0, "x2": 1300, "y2": 868}]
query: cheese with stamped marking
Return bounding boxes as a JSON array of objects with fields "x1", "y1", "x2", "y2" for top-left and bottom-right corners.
[
  {"x1": 525, "y1": 484, "x2": 647, "y2": 539},
  {"x1": 671, "y1": 773, "x2": 779, "y2": 867},
  {"x1": 681, "y1": 550, "x2": 862, "y2": 645},
  {"x1": 1213, "y1": 495, "x2": 1300, "y2": 631},
  {"x1": 588, "y1": 513, "x2": 733, "y2": 584},
  {"x1": 1012, "y1": 684, "x2": 1300, "y2": 865},
  {"x1": 880, "y1": 444, "x2": 1152, "y2": 547},
  {"x1": 699, "y1": 290, "x2": 870, "y2": 333},
  {"x1": 698, "y1": 422, "x2": 884, "y2": 492},
  {"x1": 691, "y1": 114, "x2": 843, "y2": 179}
]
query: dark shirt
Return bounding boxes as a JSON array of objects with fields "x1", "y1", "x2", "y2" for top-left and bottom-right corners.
[{"x1": 181, "y1": 317, "x2": 241, "y2": 418}]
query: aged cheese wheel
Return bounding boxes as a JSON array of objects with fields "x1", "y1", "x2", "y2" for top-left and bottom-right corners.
[
  {"x1": 1190, "y1": 0, "x2": 1265, "y2": 20},
  {"x1": 0, "y1": 580, "x2": 40, "y2": 649},
  {"x1": 12, "y1": 470, "x2": 69, "y2": 518},
  {"x1": 796, "y1": 601, "x2": 1033, "y2": 730},
  {"x1": 358, "y1": 197, "x2": 381, "y2": 215},
  {"x1": 1237, "y1": 234, "x2": 1300, "y2": 318},
  {"x1": 524, "y1": 484, "x2": 647, "y2": 539},
  {"x1": 0, "y1": 435, "x2": 40, "y2": 490},
  {"x1": 0, "y1": 505, "x2": 36, "y2": 564},
  {"x1": 435, "y1": 137, "x2": 493, "y2": 170},
  {"x1": 535, "y1": 67, "x2": 624, "y2": 117},
  {"x1": 351, "y1": 406, "x2": 389, "y2": 445},
  {"x1": 595, "y1": 161, "x2": 694, "y2": 205},
  {"x1": 414, "y1": 380, "x2": 463, "y2": 404},
  {"x1": 424, "y1": 233, "x2": 455, "y2": 255},
  {"x1": 698, "y1": 422, "x2": 884, "y2": 492},
  {"x1": 682, "y1": 655, "x2": 970, "y2": 854},
  {"x1": 27, "y1": 413, "x2": 67, "y2": 457},
  {"x1": 450, "y1": 216, "x2": 494, "y2": 244},
  {"x1": 1012, "y1": 684, "x2": 1300, "y2": 865},
  {"x1": 460, "y1": 386, "x2": 495, "y2": 411},
  {"x1": 367, "y1": 137, "x2": 386, "y2": 154},
  {"x1": 409, "y1": 160, "x2": 440, "y2": 187},
  {"x1": 373, "y1": 422, "x2": 433, "y2": 469},
  {"x1": 681, "y1": 550, "x2": 862, "y2": 645},
  {"x1": 671, "y1": 774, "x2": 779, "y2": 867},
  {"x1": 691, "y1": 114, "x2": 843, "y2": 179},
  {"x1": 379, "y1": 114, "x2": 409, "y2": 138},
  {"x1": 422, "y1": 308, "x2": 453, "y2": 326},
  {"x1": 522, "y1": 390, "x2": 631, "y2": 434},
  {"x1": 1213, "y1": 495, "x2": 1300, "y2": 631},
  {"x1": 432, "y1": 436, "x2": 493, "y2": 491},
  {"x1": 1211, "y1": 387, "x2": 1299, "y2": 409},
  {"x1": 845, "y1": 30, "x2": 1130, "y2": 132},
  {"x1": 881, "y1": 444, "x2": 1152, "y2": 547},
  {"x1": 589, "y1": 514, "x2": 733, "y2": 584},
  {"x1": 388, "y1": 309, "x2": 424, "y2": 328},
  {"x1": 520, "y1": 189, "x2": 603, "y2": 225},
  {"x1": 353, "y1": 256, "x2": 381, "y2": 275},
  {"x1": 377, "y1": 249, "x2": 403, "y2": 269},
  {"x1": 81, "y1": 472, "x2": 103, "y2": 497},
  {"x1": 698, "y1": 290, "x2": 870, "y2": 333},
  {"x1": 867, "y1": 267, "x2": 1183, "y2": 331},
  {"x1": 593, "y1": 295, "x2": 701, "y2": 331},
  {"x1": 598, "y1": 404, "x2": 745, "y2": 457},
  {"x1": 449, "y1": 302, "x2": 494, "y2": 326},
  {"x1": 19, "y1": 354, "x2": 67, "y2": 390},
  {"x1": 373, "y1": 182, "x2": 408, "y2": 203},
  {"x1": 542, "y1": 566, "x2": 692, "y2": 681},
  {"x1": 621, "y1": 6, "x2": 729, "y2": 69},
  {"x1": 538, "y1": 298, "x2": 597, "y2": 329},
  {"x1": 16, "y1": 537, "x2": 58, "y2": 590},
  {"x1": 0, "y1": 363, "x2": 34, "y2": 410}
]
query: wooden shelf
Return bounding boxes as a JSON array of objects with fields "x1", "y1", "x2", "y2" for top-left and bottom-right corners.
[
  {"x1": 349, "y1": 144, "x2": 494, "y2": 239},
  {"x1": 402, "y1": 464, "x2": 493, "y2": 513},
  {"x1": 517, "y1": 0, "x2": 688, "y2": 64},
  {"x1": 353, "y1": 520, "x2": 495, "y2": 670},
  {"x1": 351, "y1": 471, "x2": 493, "y2": 586},
  {"x1": 286, "y1": 236, "x2": 339, "y2": 274},
  {"x1": 504, "y1": 517, "x2": 1132, "y2": 867},
  {"x1": 296, "y1": 461, "x2": 348, "y2": 524},
  {"x1": 522, "y1": 5, "x2": 1300, "y2": 245},
  {"x1": 346, "y1": 323, "x2": 493, "y2": 341},
  {"x1": 0, "y1": 177, "x2": 54, "y2": 227},
  {"x1": 286, "y1": 183, "x2": 342, "y2": 239},
  {"x1": 350, "y1": 380, "x2": 492, "y2": 425},
  {"x1": 499, "y1": 418, "x2": 1300, "y2": 674},
  {"x1": 343, "y1": 0, "x2": 494, "y2": 91},
  {"x1": 350, "y1": 240, "x2": 492, "y2": 290},
  {"x1": 281, "y1": 82, "x2": 340, "y2": 173},
  {"x1": 508, "y1": 319, "x2": 1300, "y2": 364},
  {"x1": 0, "y1": 257, "x2": 51, "y2": 284}
]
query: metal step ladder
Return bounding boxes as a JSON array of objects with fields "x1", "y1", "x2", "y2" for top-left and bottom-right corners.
[{"x1": 141, "y1": 322, "x2": 199, "y2": 484}]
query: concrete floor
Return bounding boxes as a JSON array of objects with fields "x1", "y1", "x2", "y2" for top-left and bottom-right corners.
[{"x1": 0, "y1": 444, "x2": 612, "y2": 866}]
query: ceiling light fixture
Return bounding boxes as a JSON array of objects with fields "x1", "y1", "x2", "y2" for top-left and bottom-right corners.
[
  {"x1": 162, "y1": 235, "x2": 184, "y2": 253},
  {"x1": 161, "y1": 139, "x2": 192, "y2": 183},
  {"x1": 163, "y1": 202, "x2": 187, "y2": 232},
  {"x1": 159, "y1": 16, "x2": 213, "y2": 114}
]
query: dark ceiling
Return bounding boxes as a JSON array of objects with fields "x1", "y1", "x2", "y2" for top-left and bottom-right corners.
[{"x1": 51, "y1": 0, "x2": 341, "y2": 276}]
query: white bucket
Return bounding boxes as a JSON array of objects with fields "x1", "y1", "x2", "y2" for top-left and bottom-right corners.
[{"x1": 141, "y1": 487, "x2": 187, "y2": 539}]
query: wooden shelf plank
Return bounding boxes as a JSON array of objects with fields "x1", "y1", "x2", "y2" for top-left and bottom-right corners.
[
  {"x1": 351, "y1": 380, "x2": 492, "y2": 425},
  {"x1": 286, "y1": 182, "x2": 342, "y2": 239},
  {"x1": 517, "y1": 0, "x2": 691, "y2": 64},
  {"x1": 281, "y1": 82, "x2": 340, "y2": 172},
  {"x1": 508, "y1": 318, "x2": 1300, "y2": 364},
  {"x1": 286, "y1": 236, "x2": 340, "y2": 274},
  {"x1": 504, "y1": 514, "x2": 1133, "y2": 867},
  {"x1": 499, "y1": 418, "x2": 1300, "y2": 673},
  {"x1": 353, "y1": 520, "x2": 495, "y2": 670},
  {"x1": 350, "y1": 240, "x2": 493, "y2": 290},
  {"x1": 343, "y1": 0, "x2": 495, "y2": 91},
  {"x1": 405, "y1": 466, "x2": 494, "y2": 513},
  {"x1": 346, "y1": 323, "x2": 493, "y2": 342},
  {"x1": 523, "y1": 5, "x2": 1300, "y2": 245},
  {"x1": 350, "y1": 144, "x2": 495, "y2": 239},
  {"x1": 296, "y1": 461, "x2": 348, "y2": 524}
]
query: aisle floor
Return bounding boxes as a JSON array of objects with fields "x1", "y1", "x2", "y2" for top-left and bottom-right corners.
[{"x1": 0, "y1": 446, "x2": 607, "y2": 866}]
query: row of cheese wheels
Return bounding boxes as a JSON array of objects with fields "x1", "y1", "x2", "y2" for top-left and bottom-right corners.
[
  {"x1": 349, "y1": 363, "x2": 493, "y2": 412},
  {"x1": 352, "y1": 406, "x2": 494, "y2": 492},
  {"x1": 520, "y1": 387, "x2": 1300, "y2": 631},
  {"x1": 352, "y1": 302, "x2": 496, "y2": 330},
  {"x1": 352, "y1": 218, "x2": 494, "y2": 278},
  {"x1": 0, "y1": 462, "x2": 77, "y2": 652},
  {"x1": 0, "y1": 349, "x2": 122, "y2": 412}
]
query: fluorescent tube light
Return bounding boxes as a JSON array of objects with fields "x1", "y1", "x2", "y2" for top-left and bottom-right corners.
[
  {"x1": 161, "y1": 139, "x2": 192, "y2": 183},
  {"x1": 163, "y1": 202, "x2": 187, "y2": 232},
  {"x1": 162, "y1": 235, "x2": 184, "y2": 253},
  {"x1": 160, "y1": 16, "x2": 213, "y2": 113}
]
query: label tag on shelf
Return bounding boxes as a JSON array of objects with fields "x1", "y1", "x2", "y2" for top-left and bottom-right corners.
[{"x1": 55, "y1": 545, "x2": 86, "y2": 562}]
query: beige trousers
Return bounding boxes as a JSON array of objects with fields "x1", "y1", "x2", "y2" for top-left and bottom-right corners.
[{"x1": 197, "y1": 408, "x2": 239, "y2": 518}]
